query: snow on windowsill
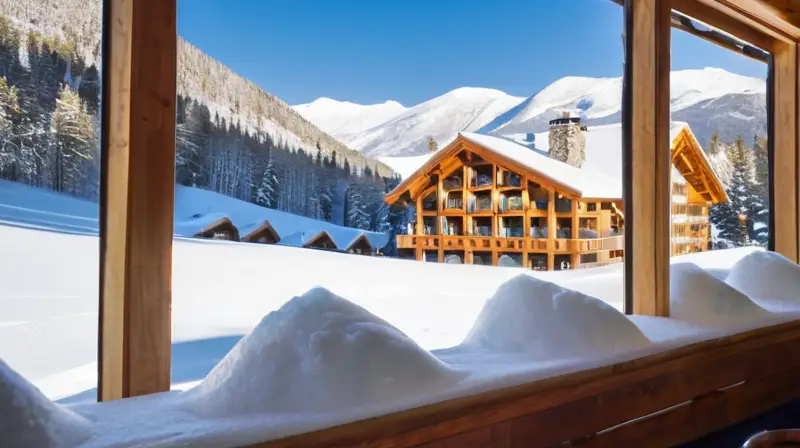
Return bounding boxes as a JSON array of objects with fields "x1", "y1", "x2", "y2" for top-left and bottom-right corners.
[{"x1": 3, "y1": 250, "x2": 800, "y2": 447}]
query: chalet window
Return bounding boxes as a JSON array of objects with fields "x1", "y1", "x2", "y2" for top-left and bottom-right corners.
[
  {"x1": 555, "y1": 196, "x2": 572, "y2": 213},
  {"x1": 600, "y1": 202, "x2": 613, "y2": 210},
  {"x1": 443, "y1": 174, "x2": 463, "y2": 190},
  {"x1": 445, "y1": 191, "x2": 463, "y2": 209},
  {"x1": 587, "y1": 202, "x2": 597, "y2": 212},
  {"x1": 470, "y1": 165, "x2": 493, "y2": 188}
]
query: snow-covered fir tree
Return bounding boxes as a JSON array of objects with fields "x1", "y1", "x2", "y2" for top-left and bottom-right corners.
[
  {"x1": 50, "y1": 84, "x2": 94, "y2": 196},
  {"x1": 710, "y1": 136, "x2": 767, "y2": 247},
  {"x1": 0, "y1": 76, "x2": 20, "y2": 174},
  {"x1": 255, "y1": 154, "x2": 279, "y2": 208},
  {"x1": 345, "y1": 183, "x2": 370, "y2": 230}
]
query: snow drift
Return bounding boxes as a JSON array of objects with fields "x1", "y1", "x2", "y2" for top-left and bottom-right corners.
[
  {"x1": 184, "y1": 287, "x2": 463, "y2": 417},
  {"x1": 0, "y1": 360, "x2": 91, "y2": 447},
  {"x1": 670, "y1": 263, "x2": 772, "y2": 327},
  {"x1": 463, "y1": 275, "x2": 650, "y2": 359},
  {"x1": 726, "y1": 251, "x2": 800, "y2": 302}
]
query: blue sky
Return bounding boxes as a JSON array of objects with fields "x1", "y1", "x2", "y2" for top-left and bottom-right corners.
[{"x1": 178, "y1": 0, "x2": 767, "y2": 106}]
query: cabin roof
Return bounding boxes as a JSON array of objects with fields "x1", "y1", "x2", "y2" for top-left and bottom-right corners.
[
  {"x1": 345, "y1": 233, "x2": 373, "y2": 251},
  {"x1": 173, "y1": 213, "x2": 237, "y2": 238},
  {"x1": 385, "y1": 122, "x2": 727, "y2": 204},
  {"x1": 239, "y1": 220, "x2": 281, "y2": 243},
  {"x1": 174, "y1": 186, "x2": 389, "y2": 248},
  {"x1": 279, "y1": 230, "x2": 338, "y2": 249}
]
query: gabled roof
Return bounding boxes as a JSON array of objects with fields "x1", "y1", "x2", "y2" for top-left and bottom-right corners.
[
  {"x1": 239, "y1": 220, "x2": 281, "y2": 243},
  {"x1": 345, "y1": 233, "x2": 373, "y2": 251},
  {"x1": 174, "y1": 213, "x2": 239, "y2": 239},
  {"x1": 279, "y1": 230, "x2": 338, "y2": 249},
  {"x1": 385, "y1": 122, "x2": 728, "y2": 204},
  {"x1": 174, "y1": 185, "x2": 389, "y2": 248}
]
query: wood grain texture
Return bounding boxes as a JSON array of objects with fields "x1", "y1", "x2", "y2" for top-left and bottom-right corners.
[
  {"x1": 626, "y1": 0, "x2": 671, "y2": 316},
  {"x1": 773, "y1": 41, "x2": 799, "y2": 262},
  {"x1": 98, "y1": 0, "x2": 177, "y2": 401},
  {"x1": 672, "y1": 0, "x2": 793, "y2": 51},
  {"x1": 242, "y1": 320, "x2": 800, "y2": 448}
]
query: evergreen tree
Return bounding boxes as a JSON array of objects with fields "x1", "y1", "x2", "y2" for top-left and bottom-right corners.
[
  {"x1": 255, "y1": 155, "x2": 279, "y2": 208},
  {"x1": 708, "y1": 130, "x2": 722, "y2": 157},
  {"x1": 345, "y1": 183, "x2": 370, "y2": 230},
  {"x1": 427, "y1": 136, "x2": 438, "y2": 153},
  {"x1": 710, "y1": 136, "x2": 767, "y2": 247},
  {"x1": 50, "y1": 84, "x2": 94, "y2": 195},
  {"x1": 0, "y1": 76, "x2": 20, "y2": 175},
  {"x1": 753, "y1": 135, "x2": 769, "y2": 210}
]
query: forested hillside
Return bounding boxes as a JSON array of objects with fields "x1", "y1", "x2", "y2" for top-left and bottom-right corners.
[{"x1": 0, "y1": 0, "x2": 398, "y2": 231}]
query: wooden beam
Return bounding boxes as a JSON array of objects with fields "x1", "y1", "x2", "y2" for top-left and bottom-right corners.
[
  {"x1": 623, "y1": 0, "x2": 671, "y2": 316},
  {"x1": 770, "y1": 42, "x2": 798, "y2": 262},
  {"x1": 98, "y1": 0, "x2": 177, "y2": 400}
]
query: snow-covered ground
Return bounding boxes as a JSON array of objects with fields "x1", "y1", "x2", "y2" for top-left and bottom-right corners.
[{"x1": 2, "y1": 180, "x2": 800, "y2": 447}]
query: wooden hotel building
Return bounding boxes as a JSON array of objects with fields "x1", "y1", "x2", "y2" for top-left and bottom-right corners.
[{"x1": 384, "y1": 116, "x2": 728, "y2": 270}]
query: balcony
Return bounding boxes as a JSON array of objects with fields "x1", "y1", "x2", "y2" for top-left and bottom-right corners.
[{"x1": 399, "y1": 235, "x2": 625, "y2": 255}]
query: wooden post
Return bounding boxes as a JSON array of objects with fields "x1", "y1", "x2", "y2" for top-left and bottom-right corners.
[
  {"x1": 771, "y1": 42, "x2": 798, "y2": 262},
  {"x1": 570, "y1": 199, "x2": 580, "y2": 269},
  {"x1": 623, "y1": 0, "x2": 671, "y2": 316},
  {"x1": 98, "y1": 0, "x2": 177, "y2": 401},
  {"x1": 547, "y1": 189, "x2": 556, "y2": 270}
]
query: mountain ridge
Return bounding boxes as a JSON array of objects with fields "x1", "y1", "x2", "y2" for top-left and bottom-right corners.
[
  {"x1": 1, "y1": 0, "x2": 394, "y2": 178},
  {"x1": 298, "y1": 67, "x2": 766, "y2": 158}
]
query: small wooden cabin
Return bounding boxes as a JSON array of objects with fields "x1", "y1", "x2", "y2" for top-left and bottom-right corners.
[
  {"x1": 345, "y1": 233, "x2": 374, "y2": 255},
  {"x1": 192, "y1": 216, "x2": 240, "y2": 241},
  {"x1": 240, "y1": 220, "x2": 281, "y2": 244},
  {"x1": 385, "y1": 122, "x2": 727, "y2": 270}
]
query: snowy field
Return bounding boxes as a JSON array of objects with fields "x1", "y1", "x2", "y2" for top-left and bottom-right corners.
[{"x1": 3, "y1": 182, "x2": 800, "y2": 447}]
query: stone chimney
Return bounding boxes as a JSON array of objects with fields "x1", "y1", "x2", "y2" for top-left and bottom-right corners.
[{"x1": 548, "y1": 111, "x2": 587, "y2": 168}]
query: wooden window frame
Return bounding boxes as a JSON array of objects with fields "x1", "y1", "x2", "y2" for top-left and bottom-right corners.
[
  {"x1": 624, "y1": 0, "x2": 799, "y2": 316},
  {"x1": 95, "y1": 4, "x2": 799, "y2": 446}
]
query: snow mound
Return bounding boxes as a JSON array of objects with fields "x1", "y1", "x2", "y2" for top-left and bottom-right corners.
[
  {"x1": 185, "y1": 287, "x2": 462, "y2": 416},
  {"x1": 726, "y1": 251, "x2": 800, "y2": 302},
  {"x1": 463, "y1": 275, "x2": 650, "y2": 359},
  {"x1": 670, "y1": 263, "x2": 772, "y2": 327},
  {"x1": 0, "y1": 360, "x2": 91, "y2": 447}
]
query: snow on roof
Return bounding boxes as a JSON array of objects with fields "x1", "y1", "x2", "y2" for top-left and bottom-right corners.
[
  {"x1": 173, "y1": 213, "x2": 232, "y2": 237},
  {"x1": 460, "y1": 132, "x2": 622, "y2": 199},
  {"x1": 174, "y1": 186, "x2": 388, "y2": 249},
  {"x1": 468, "y1": 121, "x2": 707, "y2": 199}
]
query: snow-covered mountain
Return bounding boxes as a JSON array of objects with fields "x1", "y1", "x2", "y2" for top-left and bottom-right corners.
[
  {"x1": 293, "y1": 98, "x2": 407, "y2": 143},
  {"x1": 302, "y1": 68, "x2": 766, "y2": 158},
  {"x1": 324, "y1": 88, "x2": 526, "y2": 158},
  {"x1": 481, "y1": 68, "x2": 766, "y2": 147}
]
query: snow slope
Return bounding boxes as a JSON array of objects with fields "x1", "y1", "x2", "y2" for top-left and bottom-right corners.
[
  {"x1": 0, "y1": 179, "x2": 388, "y2": 250},
  {"x1": 346, "y1": 87, "x2": 525, "y2": 158},
  {"x1": 292, "y1": 98, "x2": 407, "y2": 143}
]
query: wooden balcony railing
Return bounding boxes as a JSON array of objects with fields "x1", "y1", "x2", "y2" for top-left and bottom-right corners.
[{"x1": 397, "y1": 235, "x2": 626, "y2": 254}]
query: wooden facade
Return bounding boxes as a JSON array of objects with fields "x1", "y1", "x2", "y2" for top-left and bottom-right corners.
[
  {"x1": 385, "y1": 128, "x2": 726, "y2": 270},
  {"x1": 95, "y1": 0, "x2": 800, "y2": 445},
  {"x1": 345, "y1": 234, "x2": 374, "y2": 255},
  {"x1": 194, "y1": 217, "x2": 241, "y2": 241},
  {"x1": 240, "y1": 220, "x2": 281, "y2": 244}
]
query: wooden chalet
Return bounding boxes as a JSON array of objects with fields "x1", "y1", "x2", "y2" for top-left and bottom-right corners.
[
  {"x1": 345, "y1": 233, "x2": 374, "y2": 255},
  {"x1": 385, "y1": 121, "x2": 726, "y2": 270},
  {"x1": 175, "y1": 214, "x2": 241, "y2": 241},
  {"x1": 93, "y1": 0, "x2": 800, "y2": 446},
  {"x1": 239, "y1": 220, "x2": 280, "y2": 244},
  {"x1": 279, "y1": 230, "x2": 338, "y2": 250}
]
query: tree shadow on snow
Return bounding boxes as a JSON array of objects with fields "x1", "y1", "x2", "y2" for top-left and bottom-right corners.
[{"x1": 56, "y1": 335, "x2": 243, "y2": 405}]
